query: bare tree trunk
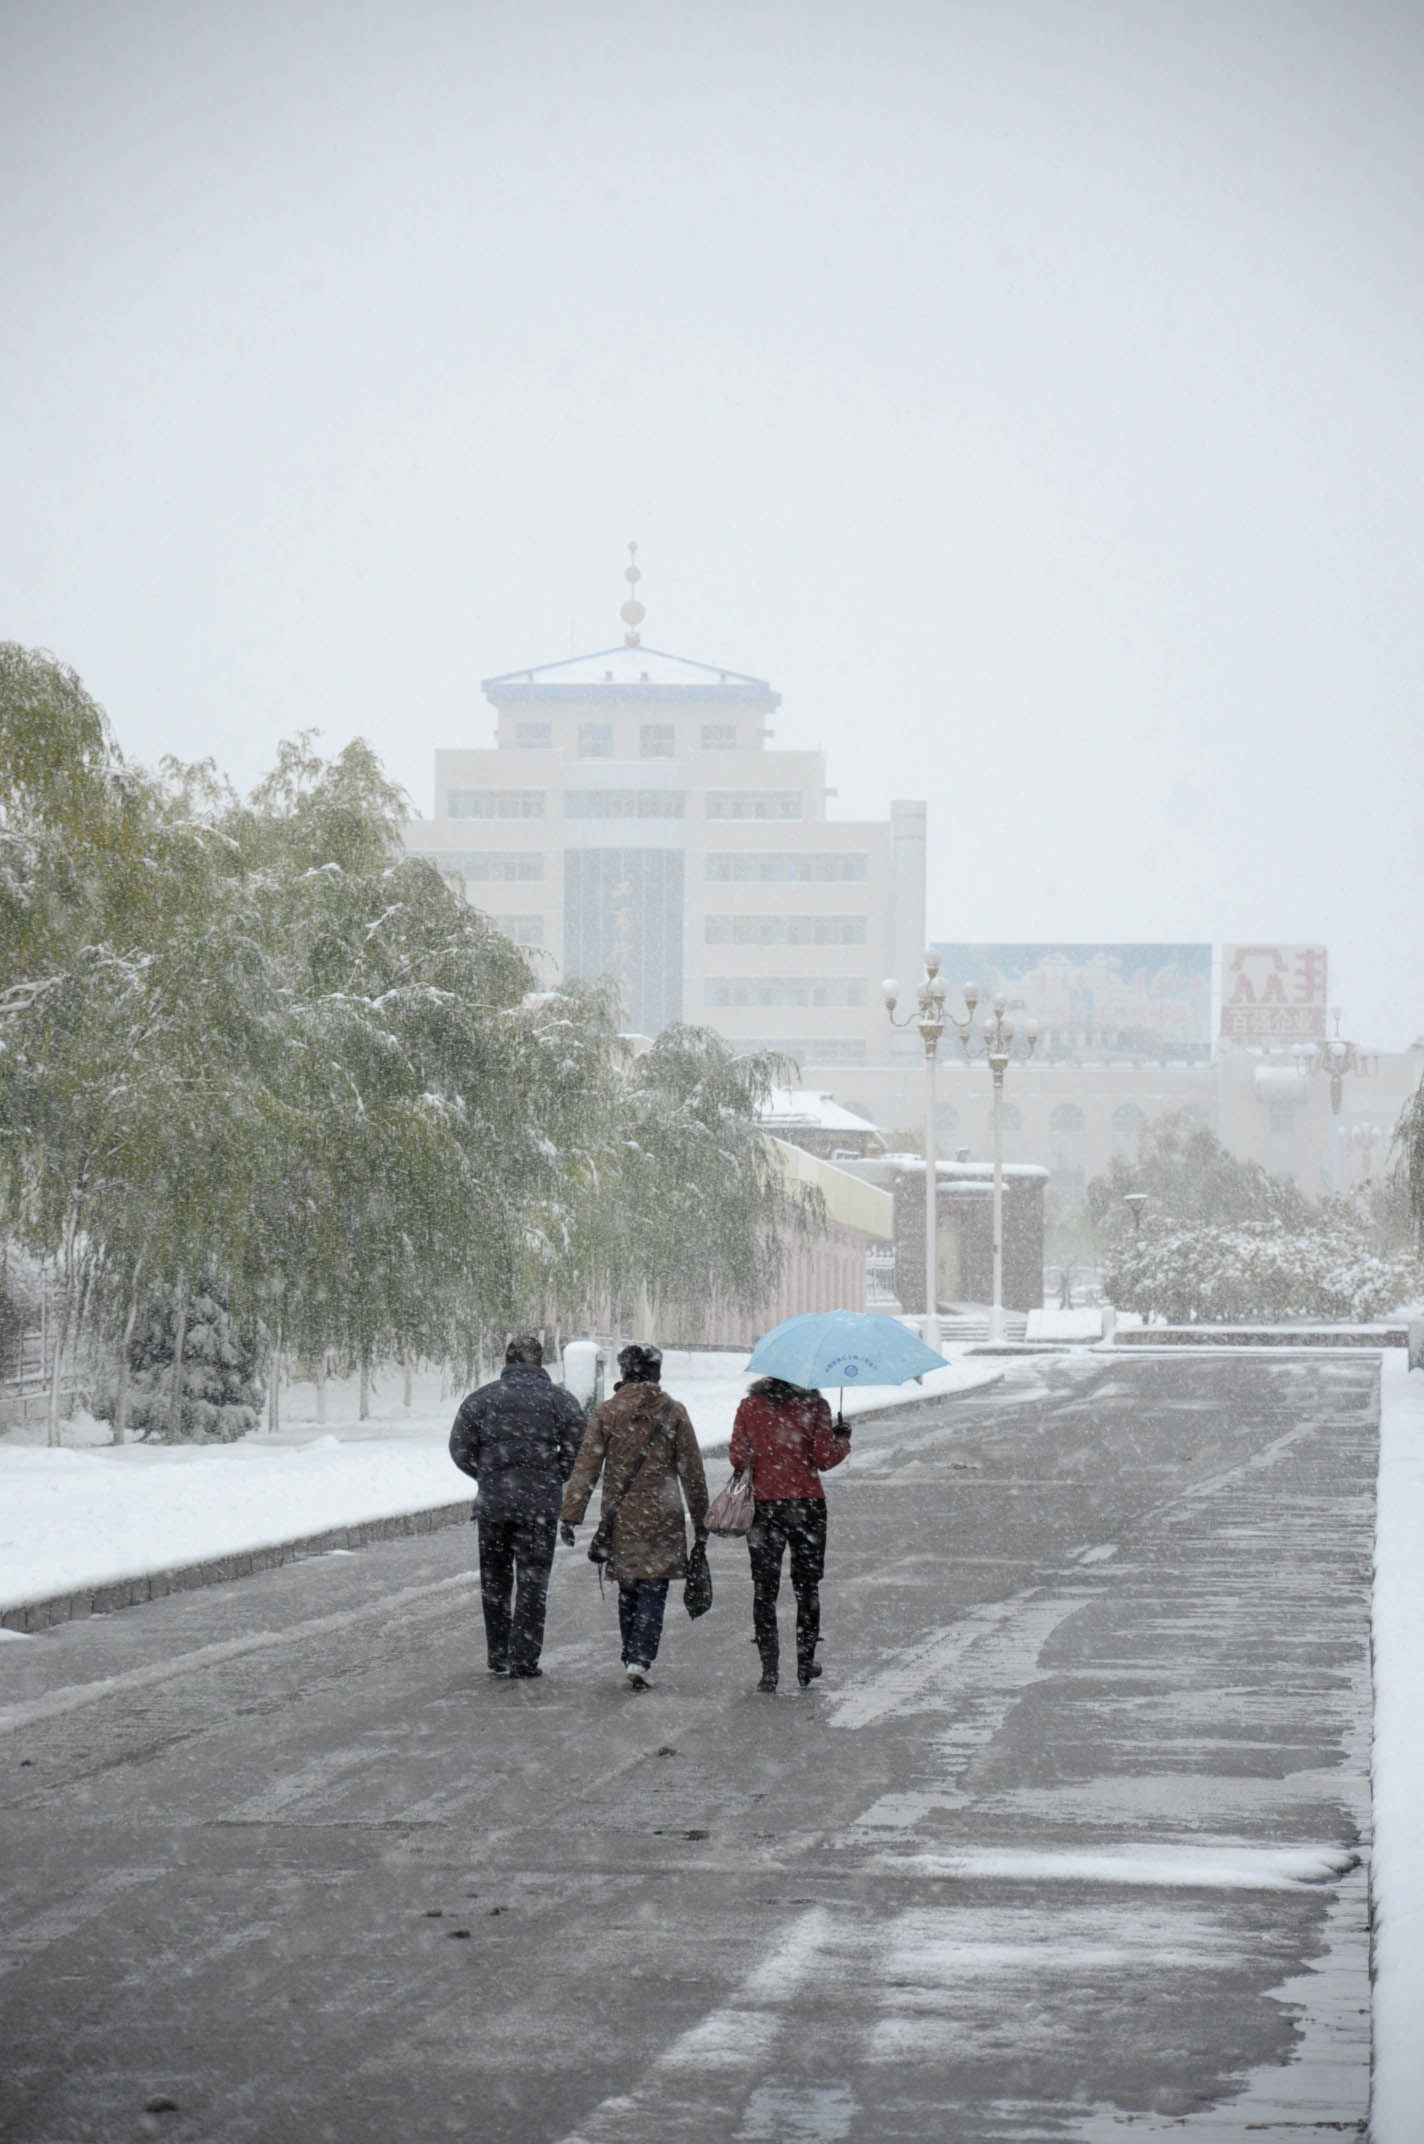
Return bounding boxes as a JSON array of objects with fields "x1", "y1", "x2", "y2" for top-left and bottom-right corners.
[
  {"x1": 438, "y1": 1357, "x2": 450, "y2": 1403},
  {"x1": 113, "y1": 1266, "x2": 142, "y2": 1446},
  {"x1": 358, "y1": 1350, "x2": 370, "y2": 1421},
  {"x1": 315, "y1": 1355, "x2": 328, "y2": 1425},
  {"x1": 402, "y1": 1357, "x2": 414, "y2": 1410},
  {"x1": 45, "y1": 1275, "x2": 72, "y2": 1450},
  {"x1": 268, "y1": 1323, "x2": 282, "y2": 1435},
  {"x1": 45, "y1": 1232, "x2": 80, "y2": 1449},
  {"x1": 167, "y1": 1272, "x2": 189, "y2": 1442}
]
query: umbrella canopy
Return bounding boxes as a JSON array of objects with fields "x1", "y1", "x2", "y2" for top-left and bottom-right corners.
[{"x1": 744, "y1": 1309, "x2": 948, "y2": 1390}]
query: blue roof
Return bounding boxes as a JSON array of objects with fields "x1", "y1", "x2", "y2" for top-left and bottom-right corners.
[{"x1": 481, "y1": 644, "x2": 781, "y2": 708}]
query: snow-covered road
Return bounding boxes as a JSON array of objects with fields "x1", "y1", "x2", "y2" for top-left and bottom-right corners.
[{"x1": 3, "y1": 1344, "x2": 1422, "y2": 2130}]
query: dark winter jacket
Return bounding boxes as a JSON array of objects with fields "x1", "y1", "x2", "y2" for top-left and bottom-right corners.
[
  {"x1": 561, "y1": 1380, "x2": 709, "y2": 1584},
  {"x1": 729, "y1": 1384, "x2": 851, "y2": 1502},
  {"x1": 449, "y1": 1364, "x2": 586, "y2": 1522}
]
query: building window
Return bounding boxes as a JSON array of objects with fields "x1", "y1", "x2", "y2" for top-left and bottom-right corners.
[
  {"x1": 579, "y1": 723, "x2": 614, "y2": 758},
  {"x1": 514, "y1": 722, "x2": 552, "y2": 750},
  {"x1": 640, "y1": 724, "x2": 676, "y2": 758},
  {"x1": 701, "y1": 723, "x2": 737, "y2": 751},
  {"x1": 448, "y1": 790, "x2": 545, "y2": 819},
  {"x1": 433, "y1": 852, "x2": 544, "y2": 881},
  {"x1": 1111, "y1": 1103, "x2": 1145, "y2": 1165},
  {"x1": 503, "y1": 916, "x2": 544, "y2": 945},
  {"x1": 730, "y1": 1038, "x2": 867, "y2": 1066},
  {"x1": 704, "y1": 915, "x2": 868, "y2": 946},
  {"x1": 563, "y1": 847, "x2": 685, "y2": 1038},
  {"x1": 706, "y1": 790, "x2": 802, "y2": 820},
  {"x1": 704, "y1": 978, "x2": 867, "y2": 1008},
  {"x1": 705, "y1": 853, "x2": 868, "y2": 882},
  {"x1": 566, "y1": 791, "x2": 686, "y2": 819},
  {"x1": 1049, "y1": 1103, "x2": 1087, "y2": 1197}
]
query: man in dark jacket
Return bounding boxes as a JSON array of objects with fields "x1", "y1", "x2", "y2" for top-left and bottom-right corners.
[{"x1": 449, "y1": 1336, "x2": 586, "y2": 1679}]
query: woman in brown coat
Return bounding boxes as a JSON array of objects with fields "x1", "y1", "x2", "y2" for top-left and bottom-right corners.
[{"x1": 560, "y1": 1344, "x2": 709, "y2": 1689}]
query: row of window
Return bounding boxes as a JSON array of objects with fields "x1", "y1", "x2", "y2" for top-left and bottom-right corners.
[
  {"x1": 704, "y1": 915, "x2": 867, "y2": 945},
  {"x1": 730, "y1": 1038, "x2": 868, "y2": 1066},
  {"x1": 433, "y1": 851, "x2": 870, "y2": 884},
  {"x1": 704, "y1": 979, "x2": 867, "y2": 1008},
  {"x1": 447, "y1": 789, "x2": 805, "y2": 821},
  {"x1": 514, "y1": 722, "x2": 740, "y2": 756}
]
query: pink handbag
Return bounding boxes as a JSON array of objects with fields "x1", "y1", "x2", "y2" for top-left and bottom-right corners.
[{"x1": 705, "y1": 1466, "x2": 755, "y2": 1537}]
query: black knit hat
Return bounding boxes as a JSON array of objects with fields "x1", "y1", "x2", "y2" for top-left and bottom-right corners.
[{"x1": 617, "y1": 1343, "x2": 663, "y2": 1384}]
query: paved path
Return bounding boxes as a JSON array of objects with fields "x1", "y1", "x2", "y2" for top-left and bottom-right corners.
[{"x1": 0, "y1": 1353, "x2": 1375, "y2": 2142}]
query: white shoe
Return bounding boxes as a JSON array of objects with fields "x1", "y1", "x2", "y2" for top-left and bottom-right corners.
[{"x1": 625, "y1": 1663, "x2": 651, "y2": 1690}]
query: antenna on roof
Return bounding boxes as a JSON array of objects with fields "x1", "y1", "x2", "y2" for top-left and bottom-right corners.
[{"x1": 620, "y1": 541, "x2": 646, "y2": 646}]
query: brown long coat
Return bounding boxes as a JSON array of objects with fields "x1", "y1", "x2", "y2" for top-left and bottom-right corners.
[{"x1": 560, "y1": 1381, "x2": 709, "y2": 1584}]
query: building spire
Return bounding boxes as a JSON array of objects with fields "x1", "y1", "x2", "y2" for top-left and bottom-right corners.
[{"x1": 620, "y1": 540, "x2": 646, "y2": 646}]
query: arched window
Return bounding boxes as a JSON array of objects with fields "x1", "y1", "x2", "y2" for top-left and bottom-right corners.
[
  {"x1": 1049, "y1": 1103, "x2": 1087, "y2": 1198},
  {"x1": 1112, "y1": 1103, "x2": 1145, "y2": 1166},
  {"x1": 1178, "y1": 1104, "x2": 1210, "y2": 1134}
]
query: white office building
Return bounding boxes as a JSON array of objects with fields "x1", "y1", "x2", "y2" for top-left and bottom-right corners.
[{"x1": 403, "y1": 593, "x2": 927, "y2": 1072}]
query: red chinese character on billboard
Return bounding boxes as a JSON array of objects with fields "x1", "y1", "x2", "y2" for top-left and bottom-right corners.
[{"x1": 1220, "y1": 946, "x2": 1328, "y2": 1041}]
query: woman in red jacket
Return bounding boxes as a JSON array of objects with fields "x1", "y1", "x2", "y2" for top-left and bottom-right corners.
[{"x1": 729, "y1": 1377, "x2": 852, "y2": 1692}]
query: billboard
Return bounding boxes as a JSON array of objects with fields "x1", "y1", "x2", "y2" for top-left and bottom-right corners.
[
  {"x1": 931, "y1": 945, "x2": 1213, "y2": 1062},
  {"x1": 1220, "y1": 945, "x2": 1328, "y2": 1042}
]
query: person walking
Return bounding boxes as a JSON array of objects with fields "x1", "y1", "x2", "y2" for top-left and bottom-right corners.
[
  {"x1": 449, "y1": 1335, "x2": 586, "y2": 1680},
  {"x1": 560, "y1": 1343, "x2": 709, "y2": 1690},
  {"x1": 729, "y1": 1377, "x2": 851, "y2": 1692}
]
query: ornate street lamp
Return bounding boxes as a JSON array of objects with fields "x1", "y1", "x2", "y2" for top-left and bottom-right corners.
[
  {"x1": 1347, "y1": 1122, "x2": 1385, "y2": 1183},
  {"x1": 978, "y1": 995, "x2": 1038, "y2": 1342},
  {"x1": 882, "y1": 953, "x2": 980, "y2": 1346},
  {"x1": 1293, "y1": 1013, "x2": 1376, "y2": 1192}
]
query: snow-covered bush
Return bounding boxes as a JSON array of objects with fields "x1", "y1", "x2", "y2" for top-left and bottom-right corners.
[
  {"x1": 1105, "y1": 1218, "x2": 1423, "y2": 1325},
  {"x1": 119, "y1": 1273, "x2": 266, "y2": 1441}
]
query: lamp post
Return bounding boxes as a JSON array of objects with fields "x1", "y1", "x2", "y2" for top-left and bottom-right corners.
[
  {"x1": 980, "y1": 996, "x2": 1038, "y2": 1342},
  {"x1": 1294, "y1": 1012, "x2": 1372, "y2": 1193},
  {"x1": 881, "y1": 953, "x2": 980, "y2": 1346},
  {"x1": 1347, "y1": 1122, "x2": 1384, "y2": 1184}
]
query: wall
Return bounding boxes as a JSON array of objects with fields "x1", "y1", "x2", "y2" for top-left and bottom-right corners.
[{"x1": 889, "y1": 1162, "x2": 1048, "y2": 1314}]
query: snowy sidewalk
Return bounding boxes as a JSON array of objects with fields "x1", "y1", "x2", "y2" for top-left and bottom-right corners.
[
  {"x1": 1367, "y1": 1347, "x2": 1424, "y2": 2142},
  {"x1": 0, "y1": 1350, "x2": 1001, "y2": 1621}
]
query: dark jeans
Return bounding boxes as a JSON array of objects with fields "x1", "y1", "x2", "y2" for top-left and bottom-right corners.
[
  {"x1": 747, "y1": 1498, "x2": 827, "y2": 1678},
  {"x1": 617, "y1": 1580, "x2": 670, "y2": 1670},
  {"x1": 477, "y1": 1512, "x2": 556, "y2": 1672}
]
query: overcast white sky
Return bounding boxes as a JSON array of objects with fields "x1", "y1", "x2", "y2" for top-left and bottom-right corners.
[{"x1": 4, "y1": 1, "x2": 1422, "y2": 1046}]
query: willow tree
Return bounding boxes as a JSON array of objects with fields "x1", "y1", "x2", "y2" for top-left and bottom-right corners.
[{"x1": 602, "y1": 1026, "x2": 822, "y2": 1340}]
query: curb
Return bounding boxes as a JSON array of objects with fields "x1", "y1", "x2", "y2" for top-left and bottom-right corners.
[
  {"x1": 0, "y1": 1498, "x2": 475, "y2": 1635},
  {"x1": 0, "y1": 1377, "x2": 1009, "y2": 1636}
]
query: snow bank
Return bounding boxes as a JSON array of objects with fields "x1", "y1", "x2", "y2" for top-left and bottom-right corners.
[{"x1": 1369, "y1": 1349, "x2": 1424, "y2": 2142}]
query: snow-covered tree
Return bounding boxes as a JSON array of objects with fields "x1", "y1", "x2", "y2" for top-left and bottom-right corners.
[
  {"x1": 3, "y1": 653, "x2": 837, "y2": 1435},
  {"x1": 121, "y1": 1265, "x2": 265, "y2": 1442}
]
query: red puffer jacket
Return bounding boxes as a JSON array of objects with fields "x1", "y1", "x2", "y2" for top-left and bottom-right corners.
[{"x1": 729, "y1": 1387, "x2": 852, "y2": 1502}]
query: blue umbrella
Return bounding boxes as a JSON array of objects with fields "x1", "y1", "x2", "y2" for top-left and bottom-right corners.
[{"x1": 744, "y1": 1309, "x2": 948, "y2": 1395}]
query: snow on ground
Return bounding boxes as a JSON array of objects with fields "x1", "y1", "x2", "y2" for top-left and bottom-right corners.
[
  {"x1": 0, "y1": 1348, "x2": 1000, "y2": 1614},
  {"x1": 4, "y1": 1337, "x2": 1421, "y2": 2116},
  {"x1": 1367, "y1": 1347, "x2": 1424, "y2": 2143}
]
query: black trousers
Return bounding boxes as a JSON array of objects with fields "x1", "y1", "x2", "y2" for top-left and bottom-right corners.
[
  {"x1": 477, "y1": 1512, "x2": 556, "y2": 1672},
  {"x1": 746, "y1": 1498, "x2": 827, "y2": 1677}
]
